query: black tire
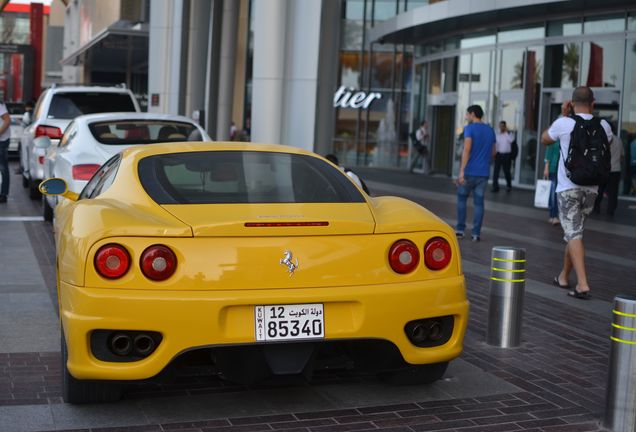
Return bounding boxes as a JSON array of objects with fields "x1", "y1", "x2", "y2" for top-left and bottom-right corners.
[
  {"x1": 42, "y1": 195, "x2": 53, "y2": 222},
  {"x1": 28, "y1": 179, "x2": 40, "y2": 200},
  {"x1": 61, "y1": 331, "x2": 123, "y2": 404},
  {"x1": 378, "y1": 361, "x2": 449, "y2": 386}
]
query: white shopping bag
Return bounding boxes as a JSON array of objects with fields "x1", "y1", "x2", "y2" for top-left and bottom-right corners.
[{"x1": 534, "y1": 179, "x2": 551, "y2": 208}]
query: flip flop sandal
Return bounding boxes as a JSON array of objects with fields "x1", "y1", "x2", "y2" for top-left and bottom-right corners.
[
  {"x1": 553, "y1": 276, "x2": 570, "y2": 289},
  {"x1": 567, "y1": 289, "x2": 591, "y2": 300}
]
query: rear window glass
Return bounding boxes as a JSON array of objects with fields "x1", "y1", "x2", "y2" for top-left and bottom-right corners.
[
  {"x1": 138, "y1": 151, "x2": 366, "y2": 204},
  {"x1": 88, "y1": 120, "x2": 199, "y2": 145},
  {"x1": 47, "y1": 93, "x2": 136, "y2": 119}
]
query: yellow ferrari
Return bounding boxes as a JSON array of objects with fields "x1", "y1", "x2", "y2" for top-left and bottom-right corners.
[{"x1": 40, "y1": 142, "x2": 468, "y2": 404}]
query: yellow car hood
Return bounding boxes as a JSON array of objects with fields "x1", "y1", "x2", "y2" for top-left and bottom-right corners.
[{"x1": 160, "y1": 203, "x2": 376, "y2": 236}]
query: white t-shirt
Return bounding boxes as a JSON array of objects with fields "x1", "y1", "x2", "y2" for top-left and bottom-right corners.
[
  {"x1": 0, "y1": 103, "x2": 9, "y2": 141},
  {"x1": 495, "y1": 131, "x2": 514, "y2": 153},
  {"x1": 547, "y1": 114, "x2": 613, "y2": 193},
  {"x1": 415, "y1": 126, "x2": 429, "y2": 145}
]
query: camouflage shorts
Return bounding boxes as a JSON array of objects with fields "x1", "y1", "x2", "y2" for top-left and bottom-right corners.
[{"x1": 557, "y1": 188, "x2": 597, "y2": 242}]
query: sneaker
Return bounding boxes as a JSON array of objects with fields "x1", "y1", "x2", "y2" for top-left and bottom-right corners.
[
  {"x1": 471, "y1": 235, "x2": 480, "y2": 242},
  {"x1": 455, "y1": 232, "x2": 465, "y2": 239}
]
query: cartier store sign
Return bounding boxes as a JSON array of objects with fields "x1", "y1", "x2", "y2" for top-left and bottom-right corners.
[{"x1": 333, "y1": 86, "x2": 382, "y2": 109}]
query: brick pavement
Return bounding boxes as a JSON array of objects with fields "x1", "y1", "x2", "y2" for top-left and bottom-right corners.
[{"x1": 3, "y1": 162, "x2": 633, "y2": 431}]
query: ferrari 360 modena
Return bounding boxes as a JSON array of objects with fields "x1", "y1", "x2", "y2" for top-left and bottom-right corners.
[{"x1": 40, "y1": 142, "x2": 469, "y2": 404}]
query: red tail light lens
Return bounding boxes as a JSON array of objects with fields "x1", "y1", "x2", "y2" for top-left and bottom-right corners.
[
  {"x1": 424, "y1": 237, "x2": 452, "y2": 270},
  {"x1": 72, "y1": 164, "x2": 100, "y2": 180},
  {"x1": 38, "y1": 156, "x2": 45, "y2": 165},
  {"x1": 95, "y1": 244, "x2": 131, "y2": 279},
  {"x1": 388, "y1": 240, "x2": 420, "y2": 274},
  {"x1": 140, "y1": 245, "x2": 177, "y2": 281},
  {"x1": 35, "y1": 125, "x2": 63, "y2": 139}
]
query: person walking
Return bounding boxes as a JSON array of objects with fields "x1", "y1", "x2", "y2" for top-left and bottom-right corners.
[
  {"x1": 543, "y1": 140, "x2": 560, "y2": 225},
  {"x1": 456, "y1": 105, "x2": 496, "y2": 242},
  {"x1": 409, "y1": 120, "x2": 430, "y2": 174},
  {"x1": 492, "y1": 121, "x2": 514, "y2": 192},
  {"x1": 0, "y1": 99, "x2": 11, "y2": 203},
  {"x1": 593, "y1": 131, "x2": 624, "y2": 216},
  {"x1": 541, "y1": 86, "x2": 613, "y2": 300}
]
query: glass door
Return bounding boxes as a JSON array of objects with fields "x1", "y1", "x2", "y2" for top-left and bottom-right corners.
[{"x1": 498, "y1": 90, "x2": 524, "y2": 183}]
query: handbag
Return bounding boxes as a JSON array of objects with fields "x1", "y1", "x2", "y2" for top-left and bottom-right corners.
[{"x1": 534, "y1": 179, "x2": 552, "y2": 208}]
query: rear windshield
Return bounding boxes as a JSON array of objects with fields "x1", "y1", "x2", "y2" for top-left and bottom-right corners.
[
  {"x1": 138, "y1": 151, "x2": 366, "y2": 204},
  {"x1": 47, "y1": 93, "x2": 136, "y2": 119},
  {"x1": 88, "y1": 120, "x2": 199, "y2": 145}
]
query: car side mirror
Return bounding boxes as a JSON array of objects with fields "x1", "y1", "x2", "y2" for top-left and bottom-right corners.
[
  {"x1": 39, "y1": 178, "x2": 78, "y2": 201},
  {"x1": 33, "y1": 136, "x2": 52, "y2": 149}
]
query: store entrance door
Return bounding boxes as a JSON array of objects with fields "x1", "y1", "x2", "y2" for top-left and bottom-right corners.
[{"x1": 430, "y1": 105, "x2": 455, "y2": 175}]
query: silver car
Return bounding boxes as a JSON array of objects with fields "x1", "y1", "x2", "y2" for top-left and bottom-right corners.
[
  {"x1": 36, "y1": 112, "x2": 210, "y2": 221},
  {"x1": 20, "y1": 85, "x2": 140, "y2": 199}
]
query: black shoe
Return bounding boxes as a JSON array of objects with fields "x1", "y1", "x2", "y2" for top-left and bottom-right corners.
[
  {"x1": 0, "y1": 195, "x2": 7, "y2": 203},
  {"x1": 456, "y1": 232, "x2": 465, "y2": 239},
  {"x1": 471, "y1": 235, "x2": 480, "y2": 242}
]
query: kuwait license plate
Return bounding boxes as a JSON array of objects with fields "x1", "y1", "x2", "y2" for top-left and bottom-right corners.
[{"x1": 255, "y1": 303, "x2": 324, "y2": 341}]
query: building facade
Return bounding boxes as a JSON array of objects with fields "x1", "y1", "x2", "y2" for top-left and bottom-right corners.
[{"x1": 338, "y1": 0, "x2": 636, "y2": 197}]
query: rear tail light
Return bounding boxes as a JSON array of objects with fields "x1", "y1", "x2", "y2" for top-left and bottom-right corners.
[
  {"x1": 388, "y1": 240, "x2": 420, "y2": 274},
  {"x1": 38, "y1": 156, "x2": 45, "y2": 165},
  {"x1": 95, "y1": 244, "x2": 131, "y2": 279},
  {"x1": 140, "y1": 245, "x2": 177, "y2": 281},
  {"x1": 424, "y1": 237, "x2": 452, "y2": 270},
  {"x1": 72, "y1": 164, "x2": 100, "y2": 180},
  {"x1": 35, "y1": 125, "x2": 63, "y2": 139}
]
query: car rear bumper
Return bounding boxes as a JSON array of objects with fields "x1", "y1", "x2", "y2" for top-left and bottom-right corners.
[{"x1": 60, "y1": 277, "x2": 469, "y2": 380}]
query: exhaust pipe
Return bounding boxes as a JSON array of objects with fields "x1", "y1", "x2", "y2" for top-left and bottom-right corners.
[
  {"x1": 405, "y1": 316, "x2": 453, "y2": 347},
  {"x1": 133, "y1": 333, "x2": 156, "y2": 357},
  {"x1": 109, "y1": 333, "x2": 133, "y2": 356}
]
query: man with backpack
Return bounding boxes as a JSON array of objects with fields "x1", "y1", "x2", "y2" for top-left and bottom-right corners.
[{"x1": 540, "y1": 86, "x2": 613, "y2": 300}]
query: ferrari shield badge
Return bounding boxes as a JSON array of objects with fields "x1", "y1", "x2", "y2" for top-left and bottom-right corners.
[{"x1": 280, "y1": 250, "x2": 299, "y2": 276}]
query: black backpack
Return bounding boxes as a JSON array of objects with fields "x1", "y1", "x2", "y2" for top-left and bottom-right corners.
[{"x1": 563, "y1": 115, "x2": 611, "y2": 186}]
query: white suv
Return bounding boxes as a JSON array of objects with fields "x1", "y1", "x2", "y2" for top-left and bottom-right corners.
[{"x1": 20, "y1": 85, "x2": 140, "y2": 198}]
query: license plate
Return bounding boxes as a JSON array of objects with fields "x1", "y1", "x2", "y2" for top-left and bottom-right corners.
[{"x1": 255, "y1": 303, "x2": 324, "y2": 341}]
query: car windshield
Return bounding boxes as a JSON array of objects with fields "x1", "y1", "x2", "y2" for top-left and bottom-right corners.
[
  {"x1": 138, "y1": 151, "x2": 365, "y2": 204},
  {"x1": 47, "y1": 93, "x2": 136, "y2": 119},
  {"x1": 88, "y1": 120, "x2": 199, "y2": 145}
]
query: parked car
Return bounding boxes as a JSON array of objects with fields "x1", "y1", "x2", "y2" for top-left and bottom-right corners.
[
  {"x1": 35, "y1": 112, "x2": 210, "y2": 221},
  {"x1": 39, "y1": 142, "x2": 469, "y2": 403},
  {"x1": 20, "y1": 85, "x2": 140, "y2": 199},
  {"x1": 8, "y1": 114, "x2": 23, "y2": 156}
]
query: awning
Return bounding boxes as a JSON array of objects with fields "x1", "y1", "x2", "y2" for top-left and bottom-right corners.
[{"x1": 60, "y1": 23, "x2": 148, "y2": 69}]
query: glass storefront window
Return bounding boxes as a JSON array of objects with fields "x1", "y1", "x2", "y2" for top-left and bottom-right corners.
[
  {"x1": 584, "y1": 16, "x2": 625, "y2": 34},
  {"x1": 370, "y1": 49, "x2": 395, "y2": 89},
  {"x1": 547, "y1": 19, "x2": 582, "y2": 37},
  {"x1": 460, "y1": 33, "x2": 496, "y2": 49},
  {"x1": 405, "y1": 0, "x2": 427, "y2": 11},
  {"x1": 0, "y1": 15, "x2": 30, "y2": 44},
  {"x1": 470, "y1": 51, "x2": 492, "y2": 92},
  {"x1": 428, "y1": 59, "x2": 442, "y2": 94},
  {"x1": 621, "y1": 39, "x2": 636, "y2": 196},
  {"x1": 344, "y1": 0, "x2": 365, "y2": 20},
  {"x1": 443, "y1": 57, "x2": 457, "y2": 92},
  {"x1": 500, "y1": 48, "x2": 525, "y2": 90},
  {"x1": 580, "y1": 40, "x2": 624, "y2": 88},
  {"x1": 373, "y1": 0, "x2": 398, "y2": 23},
  {"x1": 629, "y1": 14, "x2": 636, "y2": 31},
  {"x1": 544, "y1": 43, "x2": 579, "y2": 88},
  {"x1": 340, "y1": 52, "x2": 363, "y2": 88},
  {"x1": 498, "y1": 26, "x2": 544, "y2": 44},
  {"x1": 453, "y1": 54, "x2": 471, "y2": 176},
  {"x1": 518, "y1": 47, "x2": 543, "y2": 185}
]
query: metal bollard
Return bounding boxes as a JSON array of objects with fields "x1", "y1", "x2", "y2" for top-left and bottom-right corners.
[
  {"x1": 603, "y1": 295, "x2": 636, "y2": 432},
  {"x1": 486, "y1": 247, "x2": 526, "y2": 348}
]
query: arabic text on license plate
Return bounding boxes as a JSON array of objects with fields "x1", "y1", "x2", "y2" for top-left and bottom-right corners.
[{"x1": 254, "y1": 303, "x2": 324, "y2": 341}]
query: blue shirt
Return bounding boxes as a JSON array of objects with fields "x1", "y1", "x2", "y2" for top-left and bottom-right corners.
[{"x1": 464, "y1": 122, "x2": 495, "y2": 177}]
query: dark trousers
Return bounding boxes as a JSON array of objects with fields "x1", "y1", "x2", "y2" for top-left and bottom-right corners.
[
  {"x1": 0, "y1": 139, "x2": 9, "y2": 197},
  {"x1": 492, "y1": 152, "x2": 512, "y2": 190},
  {"x1": 595, "y1": 171, "x2": 621, "y2": 215}
]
